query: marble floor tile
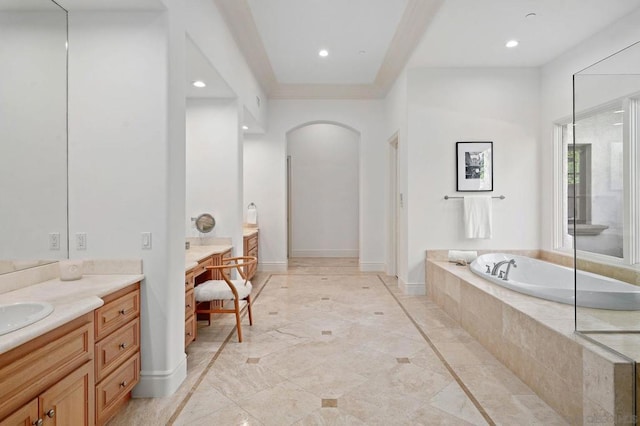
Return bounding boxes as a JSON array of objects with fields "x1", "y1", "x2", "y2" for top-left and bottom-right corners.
[{"x1": 109, "y1": 259, "x2": 566, "y2": 426}]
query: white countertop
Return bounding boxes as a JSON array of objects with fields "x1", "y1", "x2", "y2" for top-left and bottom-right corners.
[
  {"x1": 243, "y1": 227, "x2": 259, "y2": 237},
  {"x1": 185, "y1": 245, "x2": 233, "y2": 272},
  {"x1": 0, "y1": 274, "x2": 143, "y2": 354}
]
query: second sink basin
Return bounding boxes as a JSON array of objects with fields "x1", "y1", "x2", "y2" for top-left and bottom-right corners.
[{"x1": 0, "y1": 301, "x2": 54, "y2": 336}]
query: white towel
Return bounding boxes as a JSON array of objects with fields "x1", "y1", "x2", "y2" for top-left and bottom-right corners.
[
  {"x1": 448, "y1": 250, "x2": 478, "y2": 263},
  {"x1": 247, "y1": 207, "x2": 257, "y2": 225},
  {"x1": 463, "y1": 196, "x2": 492, "y2": 239}
]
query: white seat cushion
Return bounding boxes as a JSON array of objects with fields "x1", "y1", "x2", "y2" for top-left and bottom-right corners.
[{"x1": 195, "y1": 280, "x2": 253, "y2": 301}]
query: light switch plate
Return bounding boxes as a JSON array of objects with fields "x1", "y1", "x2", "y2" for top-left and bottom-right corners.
[
  {"x1": 49, "y1": 233, "x2": 60, "y2": 250},
  {"x1": 141, "y1": 232, "x2": 152, "y2": 249},
  {"x1": 76, "y1": 233, "x2": 87, "y2": 250}
]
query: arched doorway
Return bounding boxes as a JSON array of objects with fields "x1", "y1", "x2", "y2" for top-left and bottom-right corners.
[{"x1": 286, "y1": 122, "x2": 360, "y2": 259}]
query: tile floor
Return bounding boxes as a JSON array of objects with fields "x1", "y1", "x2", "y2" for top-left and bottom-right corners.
[{"x1": 109, "y1": 258, "x2": 567, "y2": 425}]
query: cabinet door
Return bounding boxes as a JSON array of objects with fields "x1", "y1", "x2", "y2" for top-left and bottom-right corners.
[
  {"x1": 40, "y1": 362, "x2": 93, "y2": 426},
  {"x1": 0, "y1": 399, "x2": 38, "y2": 426}
]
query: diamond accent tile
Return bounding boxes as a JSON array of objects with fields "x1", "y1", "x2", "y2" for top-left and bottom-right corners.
[{"x1": 322, "y1": 399, "x2": 338, "y2": 408}]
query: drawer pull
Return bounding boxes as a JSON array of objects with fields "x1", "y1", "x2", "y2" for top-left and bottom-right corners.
[
  {"x1": 119, "y1": 309, "x2": 126, "y2": 315},
  {"x1": 119, "y1": 342, "x2": 127, "y2": 349},
  {"x1": 46, "y1": 409, "x2": 55, "y2": 418},
  {"x1": 120, "y1": 380, "x2": 127, "y2": 388},
  {"x1": 186, "y1": 332, "x2": 192, "y2": 337},
  {"x1": 186, "y1": 303, "x2": 191, "y2": 308},
  {"x1": 33, "y1": 419, "x2": 43, "y2": 426}
]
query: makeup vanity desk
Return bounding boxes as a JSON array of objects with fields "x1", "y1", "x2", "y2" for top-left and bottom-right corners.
[{"x1": 184, "y1": 245, "x2": 233, "y2": 347}]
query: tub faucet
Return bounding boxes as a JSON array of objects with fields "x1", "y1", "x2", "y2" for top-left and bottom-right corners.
[
  {"x1": 501, "y1": 259, "x2": 517, "y2": 280},
  {"x1": 491, "y1": 260, "x2": 509, "y2": 275},
  {"x1": 491, "y1": 259, "x2": 517, "y2": 277}
]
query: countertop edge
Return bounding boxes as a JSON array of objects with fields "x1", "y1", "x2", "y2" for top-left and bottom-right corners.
[{"x1": 0, "y1": 274, "x2": 144, "y2": 355}]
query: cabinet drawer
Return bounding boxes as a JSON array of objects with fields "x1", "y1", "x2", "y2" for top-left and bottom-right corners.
[
  {"x1": 96, "y1": 353, "x2": 139, "y2": 425},
  {"x1": 185, "y1": 272, "x2": 194, "y2": 292},
  {"x1": 185, "y1": 289, "x2": 195, "y2": 319},
  {"x1": 95, "y1": 289, "x2": 140, "y2": 341},
  {"x1": 193, "y1": 257, "x2": 213, "y2": 278},
  {"x1": 247, "y1": 235, "x2": 258, "y2": 251},
  {"x1": 184, "y1": 315, "x2": 196, "y2": 347},
  {"x1": 95, "y1": 318, "x2": 140, "y2": 383}
]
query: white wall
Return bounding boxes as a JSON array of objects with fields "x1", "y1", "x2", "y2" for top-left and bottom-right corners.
[
  {"x1": 540, "y1": 8, "x2": 640, "y2": 253},
  {"x1": 243, "y1": 100, "x2": 386, "y2": 271},
  {"x1": 287, "y1": 123, "x2": 359, "y2": 257},
  {"x1": 0, "y1": 11, "x2": 68, "y2": 260},
  {"x1": 68, "y1": 9, "x2": 187, "y2": 397},
  {"x1": 186, "y1": 98, "x2": 243, "y2": 251},
  {"x1": 405, "y1": 67, "x2": 541, "y2": 294}
]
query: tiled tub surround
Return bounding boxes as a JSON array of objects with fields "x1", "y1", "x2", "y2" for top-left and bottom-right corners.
[
  {"x1": 426, "y1": 255, "x2": 635, "y2": 424},
  {"x1": 0, "y1": 260, "x2": 144, "y2": 354}
]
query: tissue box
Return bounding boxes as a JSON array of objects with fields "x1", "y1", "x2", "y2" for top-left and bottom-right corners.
[{"x1": 59, "y1": 260, "x2": 83, "y2": 281}]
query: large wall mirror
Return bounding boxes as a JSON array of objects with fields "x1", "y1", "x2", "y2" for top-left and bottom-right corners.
[{"x1": 0, "y1": 0, "x2": 68, "y2": 274}]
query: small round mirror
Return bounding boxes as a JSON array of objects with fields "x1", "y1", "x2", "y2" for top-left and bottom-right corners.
[{"x1": 195, "y1": 213, "x2": 215, "y2": 233}]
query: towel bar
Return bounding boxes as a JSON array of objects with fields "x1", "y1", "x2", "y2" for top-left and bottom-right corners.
[{"x1": 444, "y1": 195, "x2": 505, "y2": 200}]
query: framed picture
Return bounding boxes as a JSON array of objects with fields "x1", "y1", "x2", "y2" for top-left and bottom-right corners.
[{"x1": 456, "y1": 141, "x2": 493, "y2": 192}]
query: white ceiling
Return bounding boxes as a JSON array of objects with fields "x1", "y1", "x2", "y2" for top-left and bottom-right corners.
[
  {"x1": 217, "y1": 0, "x2": 640, "y2": 99},
  {"x1": 248, "y1": 0, "x2": 408, "y2": 85},
  {"x1": 410, "y1": 0, "x2": 640, "y2": 68}
]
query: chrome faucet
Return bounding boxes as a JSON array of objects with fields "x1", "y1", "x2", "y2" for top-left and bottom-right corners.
[
  {"x1": 490, "y1": 259, "x2": 517, "y2": 278},
  {"x1": 490, "y1": 260, "x2": 510, "y2": 275}
]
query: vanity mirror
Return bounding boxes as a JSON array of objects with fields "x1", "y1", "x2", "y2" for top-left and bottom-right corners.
[
  {"x1": 194, "y1": 213, "x2": 216, "y2": 233},
  {"x1": 0, "y1": 0, "x2": 68, "y2": 274}
]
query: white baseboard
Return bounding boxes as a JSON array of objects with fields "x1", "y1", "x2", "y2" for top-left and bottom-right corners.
[
  {"x1": 132, "y1": 355, "x2": 187, "y2": 398},
  {"x1": 290, "y1": 249, "x2": 359, "y2": 257},
  {"x1": 359, "y1": 262, "x2": 385, "y2": 272},
  {"x1": 398, "y1": 277, "x2": 426, "y2": 296},
  {"x1": 258, "y1": 262, "x2": 288, "y2": 272}
]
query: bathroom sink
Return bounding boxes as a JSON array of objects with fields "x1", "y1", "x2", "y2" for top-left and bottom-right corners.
[{"x1": 0, "y1": 302, "x2": 54, "y2": 336}]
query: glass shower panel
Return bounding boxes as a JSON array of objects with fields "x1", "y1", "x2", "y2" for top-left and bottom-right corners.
[{"x1": 574, "y1": 41, "x2": 640, "y2": 423}]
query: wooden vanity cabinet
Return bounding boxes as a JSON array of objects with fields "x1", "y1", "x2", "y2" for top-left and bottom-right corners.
[
  {"x1": 243, "y1": 231, "x2": 258, "y2": 280},
  {"x1": 94, "y1": 283, "x2": 141, "y2": 426},
  {"x1": 0, "y1": 313, "x2": 94, "y2": 425},
  {"x1": 184, "y1": 271, "x2": 196, "y2": 347},
  {"x1": 186, "y1": 248, "x2": 233, "y2": 344}
]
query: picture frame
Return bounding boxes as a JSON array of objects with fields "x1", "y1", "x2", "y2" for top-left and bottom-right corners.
[{"x1": 456, "y1": 141, "x2": 493, "y2": 192}]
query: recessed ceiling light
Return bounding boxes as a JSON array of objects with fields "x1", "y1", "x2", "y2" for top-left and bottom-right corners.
[
  {"x1": 318, "y1": 49, "x2": 329, "y2": 57},
  {"x1": 242, "y1": 125, "x2": 249, "y2": 130},
  {"x1": 192, "y1": 80, "x2": 206, "y2": 88},
  {"x1": 505, "y1": 40, "x2": 519, "y2": 48}
]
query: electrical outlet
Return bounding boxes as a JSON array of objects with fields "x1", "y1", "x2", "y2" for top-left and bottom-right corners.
[
  {"x1": 141, "y1": 232, "x2": 152, "y2": 249},
  {"x1": 49, "y1": 233, "x2": 60, "y2": 250},
  {"x1": 76, "y1": 233, "x2": 87, "y2": 250}
]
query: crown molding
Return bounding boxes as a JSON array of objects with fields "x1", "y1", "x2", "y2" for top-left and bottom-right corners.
[
  {"x1": 214, "y1": 0, "x2": 278, "y2": 93},
  {"x1": 270, "y1": 84, "x2": 385, "y2": 100},
  {"x1": 215, "y1": 0, "x2": 443, "y2": 100},
  {"x1": 374, "y1": 0, "x2": 444, "y2": 93}
]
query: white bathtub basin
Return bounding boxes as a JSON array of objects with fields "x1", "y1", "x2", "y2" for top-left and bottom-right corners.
[{"x1": 0, "y1": 302, "x2": 54, "y2": 336}]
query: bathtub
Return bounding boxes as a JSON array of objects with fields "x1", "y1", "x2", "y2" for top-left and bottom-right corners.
[{"x1": 469, "y1": 253, "x2": 640, "y2": 310}]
